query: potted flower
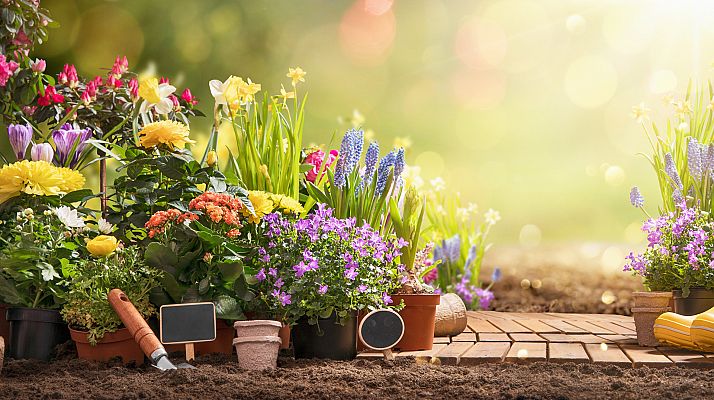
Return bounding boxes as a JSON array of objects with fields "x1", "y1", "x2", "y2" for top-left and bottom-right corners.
[
  {"x1": 62, "y1": 244, "x2": 161, "y2": 364},
  {"x1": 250, "y1": 204, "x2": 403, "y2": 360},
  {"x1": 0, "y1": 204, "x2": 86, "y2": 361}
]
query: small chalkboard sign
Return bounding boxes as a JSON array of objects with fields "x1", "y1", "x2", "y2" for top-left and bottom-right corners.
[
  {"x1": 160, "y1": 302, "x2": 216, "y2": 362},
  {"x1": 358, "y1": 309, "x2": 404, "y2": 360}
]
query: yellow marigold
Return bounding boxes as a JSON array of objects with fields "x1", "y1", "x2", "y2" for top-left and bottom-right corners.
[
  {"x1": 86, "y1": 235, "x2": 118, "y2": 257},
  {"x1": 138, "y1": 120, "x2": 196, "y2": 149},
  {"x1": 270, "y1": 194, "x2": 304, "y2": 215},
  {"x1": 0, "y1": 160, "x2": 85, "y2": 204},
  {"x1": 244, "y1": 190, "x2": 275, "y2": 224}
]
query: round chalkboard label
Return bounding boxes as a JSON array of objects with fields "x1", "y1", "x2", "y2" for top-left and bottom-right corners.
[{"x1": 359, "y1": 309, "x2": 404, "y2": 351}]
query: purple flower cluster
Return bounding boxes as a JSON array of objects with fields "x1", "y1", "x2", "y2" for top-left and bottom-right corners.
[
  {"x1": 375, "y1": 151, "x2": 396, "y2": 195},
  {"x1": 623, "y1": 251, "x2": 649, "y2": 275},
  {"x1": 687, "y1": 138, "x2": 714, "y2": 182},
  {"x1": 358, "y1": 141, "x2": 380, "y2": 193},
  {"x1": 664, "y1": 153, "x2": 684, "y2": 203},
  {"x1": 629, "y1": 186, "x2": 644, "y2": 208},
  {"x1": 253, "y1": 204, "x2": 404, "y2": 323},
  {"x1": 455, "y1": 275, "x2": 494, "y2": 310},
  {"x1": 333, "y1": 129, "x2": 364, "y2": 188}
]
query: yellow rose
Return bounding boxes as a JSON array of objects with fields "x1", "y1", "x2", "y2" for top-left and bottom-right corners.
[{"x1": 87, "y1": 235, "x2": 118, "y2": 257}]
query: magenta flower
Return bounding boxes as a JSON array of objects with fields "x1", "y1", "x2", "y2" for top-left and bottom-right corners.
[
  {"x1": 29, "y1": 58, "x2": 46, "y2": 73},
  {"x1": 256, "y1": 268, "x2": 266, "y2": 282},
  {"x1": 304, "y1": 149, "x2": 339, "y2": 183},
  {"x1": 318, "y1": 284, "x2": 328, "y2": 295},
  {"x1": 382, "y1": 292, "x2": 392, "y2": 305},
  {"x1": 344, "y1": 267, "x2": 358, "y2": 280},
  {"x1": 0, "y1": 54, "x2": 19, "y2": 87},
  {"x1": 110, "y1": 55, "x2": 128, "y2": 77}
]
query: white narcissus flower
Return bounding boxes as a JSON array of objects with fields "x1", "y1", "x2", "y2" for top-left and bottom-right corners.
[
  {"x1": 98, "y1": 218, "x2": 114, "y2": 234},
  {"x1": 484, "y1": 209, "x2": 501, "y2": 226},
  {"x1": 138, "y1": 77, "x2": 176, "y2": 115},
  {"x1": 40, "y1": 264, "x2": 60, "y2": 282},
  {"x1": 53, "y1": 206, "x2": 86, "y2": 228},
  {"x1": 430, "y1": 177, "x2": 446, "y2": 192},
  {"x1": 209, "y1": 78, "x2": 230, "y2": 105}
]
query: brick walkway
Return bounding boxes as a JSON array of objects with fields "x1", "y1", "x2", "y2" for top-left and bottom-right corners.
[{"x1": 358, "y1": 311, "x2": 714, "y2": 368}]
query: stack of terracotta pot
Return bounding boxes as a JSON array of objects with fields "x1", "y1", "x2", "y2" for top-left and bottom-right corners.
[
  {"x1": 233, "y1": 320, "x2": 282, "y2": 370},
  {"x1": 632, "y1": 291, "x2": 672, "y2": 346}
]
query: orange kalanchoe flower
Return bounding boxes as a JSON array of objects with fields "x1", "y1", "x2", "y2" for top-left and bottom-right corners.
[
  {"x1": 188, "y1": 192, "x2": 244, "y2": 228},
  {"x1": 145, "y1": 209, "x2": 197, "y2": 238}
]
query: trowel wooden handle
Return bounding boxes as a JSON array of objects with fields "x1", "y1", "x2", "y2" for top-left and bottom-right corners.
[{"x1": 108, "y1": 289, "x2": 163, "y2": 358}]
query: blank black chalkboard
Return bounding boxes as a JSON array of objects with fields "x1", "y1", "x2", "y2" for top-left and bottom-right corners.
[
  {"x1": 359, "y1": 309, "x2": 404, "y2": 350},
  {"x1": 160, "y1": 302, "x2": 217, "y2": 344}
]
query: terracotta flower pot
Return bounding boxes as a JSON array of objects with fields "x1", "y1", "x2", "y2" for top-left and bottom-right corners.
[
  {"x1": 233, "y1": 335, "x2": 281, "y2": 370},
  {"x1": 234, "y1": 320, "x2": 282, "y2": 337},
  {"x1": 70, "y1": 327, "x2": 145, "y2": 365},
  {"x1": 673, "y1": 288, "x2": 714, "y2": 316},
  {"x1": 391, "y1": 294, "x2": 440, "y2": 351},
  {"x1": 278, "y1": 324, "x2": 290, "y2": 349}
]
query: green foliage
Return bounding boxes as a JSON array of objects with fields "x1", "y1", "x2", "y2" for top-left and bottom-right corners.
[
  {"x1": 61, "y1": 246, "x2": 161, "y2": 345},
  {"x1": 0, "y1": 207, "x2": 85, "y2": 309},
  {"x1": 0, "y1": 0, "x2": 54, "y2": 54},
  {"x1": 216, "y1": 90, "x2": 306, "y2": 200},
  {"x1": 389, "y1": 185, "x2": 425, "y2": 274}
]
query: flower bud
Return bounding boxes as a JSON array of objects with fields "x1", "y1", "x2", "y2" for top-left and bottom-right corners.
[
  {"x1": 31, "y1": 143, "x2": 54, "y2": 162},
  {"x1": 30, "y1": 58, "x2": 46, "y2": 73},
  {"x1": 206, "y1": 150, "x2": 218, "y2": 167}
]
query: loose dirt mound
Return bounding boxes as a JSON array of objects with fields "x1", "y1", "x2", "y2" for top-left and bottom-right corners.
[{"x1": 1, "y1": 354, "x2": 713, "y2": 399}]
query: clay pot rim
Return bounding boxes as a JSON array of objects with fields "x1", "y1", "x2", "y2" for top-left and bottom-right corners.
[
  {"x1": 632, "y1": 291, "x2": 673, "y2": 298},
  {"x1": 391, "y1": 293, "x2": 441, "y2": 306},
  {"x1": 233, "y1": 335, "x2": 282, "y2": 345},
  {"x1": 631, "y1": 307, "x2": 671, "y2": 313},
  {"x1": 234, "y1": 320, "x2": 282, "y2": 329},
  {"x1": 69, "y1": 327, "x2": 135, "y2": 344},
  {"x1": 6, "y1": 307, "x2": 64, "y2": 324}
]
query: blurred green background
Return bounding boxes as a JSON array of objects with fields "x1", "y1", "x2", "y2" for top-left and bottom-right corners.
[{"x1": 31, "y1": 0, "x2": 714, "y2": 255}]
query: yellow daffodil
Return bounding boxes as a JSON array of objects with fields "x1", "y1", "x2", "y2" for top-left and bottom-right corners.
[
  {"x1": 631, "y1": 102, "x2": 650, "y2": 123},
  {"x1": 138, "y1": 77, "x2": 176, "y2": 114},
  {"x1": 243, "y1": 190, "x2": 276, "y2": 224},
  {"x1": 279, "y1": 84, "x2": 295, "y2": 101},
  {"x1": 393, "y1": 136, "x2": 413, "y2": 150},
  {"x1": 86, "y1": 235, "x2": 118, "y2": 257},
  {"x1": 0, "y1": 160, "x2": 85, "y2": 204},
  {"x1": 287, "y1": 67, "x2": 306, "y2": 86},
  {"x1": 209, "y1": 76, "x2": 259, "y2": 111},
  {"x1": 672, "y1": 99, "x2": 693, "y2": 118},
  {"x1": 242, "y1": 78, "x2": 261, "y2": 102},
  {"x1": 206, "y1": 150, "x2": 218, "y2": 167},
  {"x1": 484, "y1": 209, "x2": 501, "y2": 226},
  {"x1": 138, "y1": 121, "x2": 195, "y2": 149}
]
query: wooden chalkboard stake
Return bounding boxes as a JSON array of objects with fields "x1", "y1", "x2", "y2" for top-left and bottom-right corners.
[
  {"x1": 185, "y1": 343, "x2": 195, "y2": 362},
  {"x1": 382, "y1": 349, "x2": 395, "y2": 361}
]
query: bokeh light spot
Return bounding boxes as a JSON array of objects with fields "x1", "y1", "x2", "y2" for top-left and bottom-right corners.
[
  {"x1": 604, "y1": 165, "x2": 625, "y2": 186},
  {"x1": 519, "y1": 224, "x2": 542, "y2": 248},
  {"x1": 624, "y1": 221, "x2": 644, "y2": 244},
  {"x1": 649, "y1": 69, "x2": 678, "y2": 94},
  {"x1": 601, "y1": 246, "x2": 624, "y2": 273},
  {"x1": 601, "y1": 290, "x2": 616, "y2": 305},
  {"x1": 564, "y1": 55, "x2": 618, "y2": 109},
  {"x1": 454, "y1": 17, "x2": 508, "y2": 69},
  {"x1": 415, "y1": 151, "x2": 445, "y2": 179},
  {"x1": 565, "y1": 14, "x2": 586, "y2": 34},
  {"x1": 451, "y1": 68, "x2": 507, "y2": 110},
  {"x1": 340, "y1": 0, "x2": 396, "y2": 65}
]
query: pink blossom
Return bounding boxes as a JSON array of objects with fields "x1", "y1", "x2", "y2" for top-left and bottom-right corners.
[
  {"x1": 106, "y1": 75, "x2": 122, "y2": 89},
  {"x1": 11, "y1": 30, "x2": 31, "y2": 48},
  {"x1": 169, "y1": 94, "x2": 180, "y2": 110},
  {"x1": 159, "y1": 77, "x2": 170, "y2": 84},
  {"x1": 128, "y1": 77, "x2": 139, "y2": 100},
  {"x1": 29, "y1": 58, "x2": 46, "y2": 73},
  {"x1": 181, "y1": 88, "x2": 198, "y2": 105},
  {"x1": 80, "y1": 90, "x2": 92, "y2": 105},
  {"x1": 110, "y1": 55, "x2": 128, "y2": 77},
  {"x1": 423, "y1": 268, "x2": 438, "y2": 284},
  {"x1": 37, "y1": 85, "x2": 64, "y2": 106},
  {"x1": 304, "y1": 149, "x2": 339, "y2": 183},
  {"x1": 0, "y1": 54, "x2": 18, "y2": 87},
  {"x1": 62, "y1": 64, "x2": 79, "y2": 88}
]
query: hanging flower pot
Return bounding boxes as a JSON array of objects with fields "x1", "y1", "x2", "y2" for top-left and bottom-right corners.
[
  {"x1": 292, "y1": 312, "x2": 357, "y2": 360},
  {"x1": 233, "y1": 335, "x2": 281, "y2": 370},
  {"x1": 390, "y1": 294, "x2": 440, "y2": 351},
  {"x1": 70, "y1": 327, "x2": 144, "y2": 365},
  {"x1": 6, "y1": 307, "x2": 69, "y2": 361},
  {"x1": 673, "y1": 288, "x2": 714, "y2": 316}
]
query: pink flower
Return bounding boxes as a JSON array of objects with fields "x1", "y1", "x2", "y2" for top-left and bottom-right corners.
[
  {"x1": 0, "y1": 54, "x2": 18, "y2": 87},
  {"x1": 159, "y1": 77, "x2": 170, "y2": 84},
  {"x1": 423, "y1": 268, "x2": 438, "y2": 284},
  {"x1": 29, "y1": 58, "x2": 46, "y2": 73},
  {"x1": 110, "y1": 55, "x2": 128, "y2": 77},
  {"x1": 304, "y1": 149, "x2": 338, "y2": 183},
  {"x1": 169, "y1": 94, "x2": 180, "y2": 110},
  {"x1": 181, "y1": 88, "x2": 198, "y2": 105},
  {"x1": 106, "y1": 75, "x2": 122, "y2": 89},
  {"x1": 80, "y1": 90, "x2": 92, "y2": 105},
  {"x1": 128, "y1": 77, "x2": 139, "y2": 100},
  {"x1": 11, "y1": 30, "x2": 31, "y2": 48},
  {"x1": 62, "y1": 64, "x2": 79, "y2": 88}
]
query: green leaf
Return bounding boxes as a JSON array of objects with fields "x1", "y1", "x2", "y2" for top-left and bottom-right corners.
[
  {"x1": 217, "y1": 261, "x2": 244, "y2": 282},
  {"x1": 0, "y1": 274, "x2": 23, "y2": 305},
  {"x1": 198, "y1": 277, "x2": 210, "y2": 295},
  {"x1": 319, "y1": 306, "x2": 334, "y2": 319},
  {"x1": 61, "y1": 189, "x2": 95, "y2": 203},
  {"x1": 144, "y1": 242, "x2": 179, "y2": 269},
  {"x1": 233, "y1": 275, "x2": 254, "y2": 302},
  {"x1": 214, "y1": 294, "x2": 244, "y2": 320}
]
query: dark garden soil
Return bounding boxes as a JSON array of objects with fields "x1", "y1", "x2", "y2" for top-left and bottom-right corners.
[{"x1": 2, "y1": 353, "x2": 714, "y2": 400}]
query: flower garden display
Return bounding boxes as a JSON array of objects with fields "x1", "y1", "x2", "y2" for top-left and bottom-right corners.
[
  {"x1": 249, "y1": 205, "x2": 403, "y2": 360},
  {"x1": 61, "y1": 246, "x2": 161, "y2": 364}
]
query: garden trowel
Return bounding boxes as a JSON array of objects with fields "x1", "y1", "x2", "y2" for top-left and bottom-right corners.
[{"x1": 108, "y1": 289, "x2": 195, "y2": 371}]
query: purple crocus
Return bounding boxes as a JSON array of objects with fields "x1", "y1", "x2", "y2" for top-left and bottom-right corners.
[
  {"x1": 8, "y1": 123, "x2": 32, "y2": 160},
  {"x1": 31, "y1": 143, "x2": 54, "y2": 162},
  {"x1": 629, "y1": 186, "x2": 644, "y2": 208},
  {"x1": 52, "y1": 123, "x2": 92, "y2": 168}
]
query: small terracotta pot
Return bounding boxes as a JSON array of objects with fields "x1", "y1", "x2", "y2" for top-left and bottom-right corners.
[
  {"x1": 632, "y1": 306, "x2": 668, "y2": 347},
  {"x1": 233, "y1": 335, "x2": 281, "y2": 370},
  {"x1": 391, "y1": 294, "x2": 440, "y2": 351},
  {"x1": 70, "y1": 327, "x2": 144, "y2": 365},
  {"x1": 234, "y1": 320, "x2": 282, "y2": 337},
  {"x1": 632, "y1": 291, "x2": 673, "y2": 309},
  {"x1": 278, "y1": 324, "x2": 290, "y2": 350}
]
